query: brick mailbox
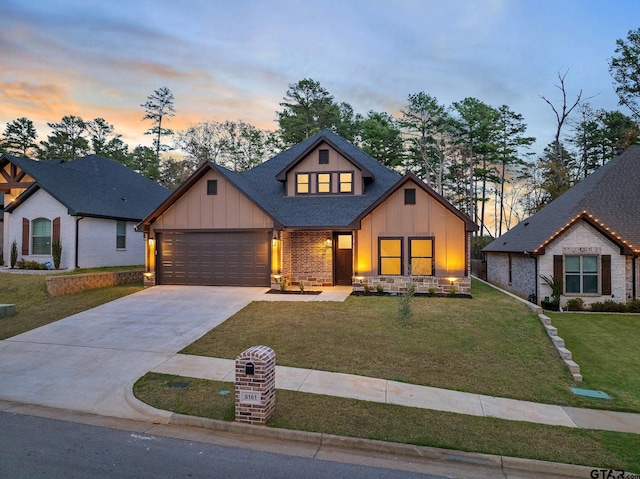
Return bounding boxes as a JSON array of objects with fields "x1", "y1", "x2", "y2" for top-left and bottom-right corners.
[{"x1": 235, "y1": 345, "x2": 276, "y2": 425}]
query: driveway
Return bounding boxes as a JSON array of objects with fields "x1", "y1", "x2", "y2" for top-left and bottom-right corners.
[{"x1": 0, "y1": 286, "x2": 268, "y2": 422}]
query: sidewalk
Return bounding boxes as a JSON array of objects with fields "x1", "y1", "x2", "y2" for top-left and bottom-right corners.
[{"x1": 152, "y1": 354, "x2": 640, "y2": 434}]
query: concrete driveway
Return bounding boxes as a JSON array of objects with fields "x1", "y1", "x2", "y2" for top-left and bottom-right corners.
[{"x1": 0, "y1": 286, "x2": 268, "y2": 422}]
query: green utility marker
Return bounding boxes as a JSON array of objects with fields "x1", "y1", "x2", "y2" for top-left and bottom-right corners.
[{"x1": 571, "y1": 387, "x2": 611, "y2": 399}]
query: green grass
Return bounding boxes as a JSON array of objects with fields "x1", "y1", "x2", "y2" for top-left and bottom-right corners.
[
  {"x1": 550, "y1": 312, "x2": 640, "y2": 411},
  {"x1": 183, "y1": 280, "x2": 627, "y2": 410},
  {"x1": 0, "y1": 271, "x2": 144, "y2": 339},
  {"x1": 134, "y1": 373, "x2": 640, "y2": 472}
]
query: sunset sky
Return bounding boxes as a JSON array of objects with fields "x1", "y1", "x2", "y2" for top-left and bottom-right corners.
[{"x1": 2, "y1": 0, "x2": 640, "y2": 157}]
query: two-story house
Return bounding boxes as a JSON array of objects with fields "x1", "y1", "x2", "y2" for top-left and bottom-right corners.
[{"x1": 138, "y1": 130, "x2": 477, "y2": 293}]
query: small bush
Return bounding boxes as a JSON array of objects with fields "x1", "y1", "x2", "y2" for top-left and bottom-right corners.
[
  {"x1": 428, "y1": 287, "x2": 436, "y2": 296},
  {"x1": 52, "y1": 239, "x2": 62, "y2": 269},
  {"x1": 590, "y1": 300, "x2": 628, "y2": 313},
  {"x1": 10, "y1": 240, "x2": 18, "y2": 268},
  {"x1": 565, "y1": 298, "x2": 585, "y2": 311},
  {"x1": 298, "y1": 282, "x2": 304, "y2": 293},
  {"x1": 376, "y1": 284, "x2": 384, "y2": 294},
  {"x1": 363, "y1": 284, "x2": 370, "y2": 294},
  {"x1": 627, "y1": 299, "x2": 640, "y2": 313},
  {"x1": 15, "y1": 260, "x2": 48, "y2": 270}
]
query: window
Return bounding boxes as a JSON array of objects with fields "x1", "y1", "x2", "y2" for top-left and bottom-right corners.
[
  {"x1": 296, "y1": 173, "x2": 310, "y2": 194},
  {"x1": 319, "y1": 149, "x2": 329, "y2": 164},
  {"x1": 32, "y1": 218, "x2": 51, "y2": 255},
  {"x1": 317, "y1": 173, "x2": 331, "y2": 193},
  {"x1": 339, "y1": 172, "x2": 353, "y2": 193},
  {"x1": 207, "y1": 180, "x2": 218, "y2": 195},
  {"x1": 409, "y1": 238, "x2": 433, "y2": 275},
  {"x1": 379, "y1": 238, "x2": 403, "y2": 275},
  {"x1": 116, "y1": 220, "x2": 126, "y2": 249},
  {"x1": 404, "y1": 188, "x2": 416, "y2": 205},
  {"x1": 565, "y1": 255, "x2": 598, "y2": 294}
]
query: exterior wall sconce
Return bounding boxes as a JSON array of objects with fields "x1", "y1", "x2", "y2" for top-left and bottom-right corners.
[
  {"x1": 272, "y1": 274, "x2": 282, "y2": 283},
  {"x1": 325, "y1": 237, "x2": 332, "y2": 247},
  {"x1": 447, "y1": 277, "x2": 458, "y2": 286},
  {"x1": 272, "y1": 238, "x2": 278, "y2": 247},
  {"x1": 148, "y1": 238, "x2": 155, "y2": 248},
  {"x1": 354, "y1": 276, "x2": 364, "y2": 283}
]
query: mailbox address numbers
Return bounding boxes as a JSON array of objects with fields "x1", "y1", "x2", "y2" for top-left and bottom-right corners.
[{"x1": 239, "y1": 390, "x2": 262, "y2": 405}]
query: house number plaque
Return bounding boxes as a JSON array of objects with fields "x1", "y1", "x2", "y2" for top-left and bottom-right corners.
[{"x1": 239, "y1": 390, "x2": 262, "y2": 405}]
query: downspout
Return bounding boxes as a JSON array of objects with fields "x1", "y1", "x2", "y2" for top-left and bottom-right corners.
[
  {"x1": 633, "y1": 255, "x2": 637, "y2": 299},
  {"x1": 75, "y1": 215, "x2": 84, "y2": 269}
]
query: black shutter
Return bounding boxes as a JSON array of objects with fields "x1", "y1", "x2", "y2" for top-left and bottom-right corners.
[
  {"x1": 601, "y1": 255, "x2": 611, "y2": 295},
  {"x1": 553, "y1": 255, "x2": 563, "y2": 281},
  {"x1": 22, "y1": 218, "x2": 30, "y2": 255}
]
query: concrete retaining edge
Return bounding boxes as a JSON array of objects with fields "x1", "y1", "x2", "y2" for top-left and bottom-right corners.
[{"x1": 169, "y1": 412, "x2": 595, "y2": 477}]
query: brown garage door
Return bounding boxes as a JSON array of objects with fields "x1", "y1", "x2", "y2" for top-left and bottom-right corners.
[{"x1": 157, "y1": 231, "x2": 270, "y2": 286}]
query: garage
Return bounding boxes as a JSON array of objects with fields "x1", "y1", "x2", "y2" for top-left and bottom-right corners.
[{"x1": 157, "y1": 231, "x2": 270, "y2": 286}]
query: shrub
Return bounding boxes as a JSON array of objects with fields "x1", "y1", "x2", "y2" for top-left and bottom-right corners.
[
  {"x1": 590, "y1": 300, "x2": 627, "y2": 313},
  {"x1": 376, "y1": 284, "x2": 384, "y2": 294},
  {"x1": 10, "y1": 240, "x2": 18, "y2": 268},
  {"x1": 448, "y1": 286, "x2": 457, "y2": 297},
  {"x1": 15, "y1": 260, "x2": 47, "y2": 270},
  {"x1": 398, "y1": 283, "x2": 415, "y2": 327},
  {"x1": 627, "y1": 299, "x2": 640, "y2": 313},
  {"x1": 540, "y1": 275, "x2": 562, "y2": 304},
  {"x1": 565, "y1": 298, "x2": 585, "y2": 311},
  {"x1": 363, "y1": 284, "x2": 370, "y2": 294},
  {"x1": 298, "y1": 282, "x2": 304, "y2": 293},
  {"x1": 428, "y1": 287, "x2": 436, "y2": 296},
  {"x1": 279, "y1": 280, "x2": 286, "y2": 292},
  {"x1": 52, "y1": 239, "x2": 62, "y2": 269}
]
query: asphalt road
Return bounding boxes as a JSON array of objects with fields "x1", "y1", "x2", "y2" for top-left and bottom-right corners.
[{"x1": 0, "y1": 411, "x2": 448, "y2": 479}]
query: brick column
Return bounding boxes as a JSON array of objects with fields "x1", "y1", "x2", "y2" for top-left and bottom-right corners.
[{"x1": 235, "y1": 345, "x2": 276, "y2": 425}]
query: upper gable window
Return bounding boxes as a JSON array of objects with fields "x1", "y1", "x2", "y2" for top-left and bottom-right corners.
[
  {"x1": 405, "y1": 188, "x2": 416, "y2": 205},
  {"x1": 319, "y1": 149, "x2": 329, "y2": 164},
  {"x1": 317, "y1": 173, "x2": 331, "y2": 193},
  {"x1": 296, "y1": 173, "x2": 310, "y2": 194},
  {"x1": 339, "y1": 172, "x2": 353, "y2": 194},
  {"x1": 207, "y1": 180, "x2": 218, "y2": 195}
]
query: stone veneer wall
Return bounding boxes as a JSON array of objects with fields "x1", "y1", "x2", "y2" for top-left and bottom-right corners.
[
  {"x1": 352, "y1": 275, "x2": 471, "y2": 295},
  {"x1": 280, "y1": 230, "x2": 333, "y2": 288},
  {"x1": 46, "y1": 270, "x2": 143, "y2": 296}
]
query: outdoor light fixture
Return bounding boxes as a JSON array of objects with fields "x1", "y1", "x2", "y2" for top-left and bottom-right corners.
[
  {"x1": 272, "y1": 238, "x2": 278, "y2": 247},
  {"x1": 273, "y1": 274, "x2": 282, "y2": 282},
  {"x1": 148, "y1": 238, "x2": 155, "y2": 248},
  {"x1": 325, "y1": 237, "x2": 332, "y2": 247},
  {"x1": 447, "y1": 277, "x2": 457, "y2": 286}
]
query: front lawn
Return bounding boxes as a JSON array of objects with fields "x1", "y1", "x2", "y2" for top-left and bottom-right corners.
[
  {"x1": 550, "y1": 312, "x2": 640, "y2": 411},
  {"x1": 183, "y1": 280, "x2": 629, "y2": 411},
  {"x1": 134, "y1": 373, "x2": 640, "y2": 472}
]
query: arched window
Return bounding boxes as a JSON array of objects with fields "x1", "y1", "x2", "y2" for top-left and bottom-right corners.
[{"x1": 32, "y1": 218, "x2": 52, "y2": 255}]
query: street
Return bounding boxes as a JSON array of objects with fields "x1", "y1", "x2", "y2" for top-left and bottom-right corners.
[{"x1": 0, "y1": 411, "x2": 448, "y2": 479}]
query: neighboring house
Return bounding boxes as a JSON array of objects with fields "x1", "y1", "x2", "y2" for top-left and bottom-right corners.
[
  {"x1": 138, "y1": 130, "x2": 477, "y2": 293},
  {"x1": 483, "y1": 145, "x2": 640, "y2": 307},
  {"x1": 1, "y1": 154, "x2": 170, "y2": 270}
]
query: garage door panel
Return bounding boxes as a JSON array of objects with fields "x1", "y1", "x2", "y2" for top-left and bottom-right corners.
[{"x1": 158, "y1": 231, "x2": 270, "y2": 286}]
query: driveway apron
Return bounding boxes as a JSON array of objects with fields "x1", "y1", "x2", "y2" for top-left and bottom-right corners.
[{"x1": 0, "y1": 286, "x2": 267, "y2": 421}]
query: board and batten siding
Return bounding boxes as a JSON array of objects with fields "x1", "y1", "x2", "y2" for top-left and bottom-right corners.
[
  {"x1": 285, "y1": 143, "x2": 364, "y2": 196},
  {"x1": 356, "y1": 181, "x2": 467, "y2": 277},
  {"x1": 149, "y1": 170, "x2": 274, "y2": 233}
]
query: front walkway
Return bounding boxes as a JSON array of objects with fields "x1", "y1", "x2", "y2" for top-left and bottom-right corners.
[{"x1": 153, "y1": 354, "x2": 640, "y2": 434}]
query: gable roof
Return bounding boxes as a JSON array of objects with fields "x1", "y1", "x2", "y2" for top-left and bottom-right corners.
[
  {"x1": 483, "y1": 145, "x2": 640, "y2": 255},
  {"x1": 1, "y1": 154, "x2": 170, "y2": 221}
]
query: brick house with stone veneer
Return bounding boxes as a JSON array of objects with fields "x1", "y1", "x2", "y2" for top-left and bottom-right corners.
[
  {"x1": 483, "y1": 145, "x2": 640, "y2": 307},
  {"x1": 139, "y1": 130, "x2": 477, "y2": 293}
]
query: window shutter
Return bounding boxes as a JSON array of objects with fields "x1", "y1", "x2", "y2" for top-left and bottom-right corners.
[
  {"x1": 601, "y1": 255, "x2": 611, "y2": 295},
  {"x1": 53, "y1": 217, "x2": 61, "y2": 243},
  {"x1": 22, "y1": 218, "x2": 30, "y2": 255},
  {"x1": 553, "y1": 255, "x2": 563, "y2": 281}
]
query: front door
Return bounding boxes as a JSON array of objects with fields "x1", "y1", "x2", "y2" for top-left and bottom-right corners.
[{"x1": 334, "y1": 233, "x2": 353, "y2": 286}]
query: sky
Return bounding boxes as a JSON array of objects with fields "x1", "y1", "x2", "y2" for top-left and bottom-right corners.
[{"x1": 2, "y1": 0, "x2": 640, "y2": 157}]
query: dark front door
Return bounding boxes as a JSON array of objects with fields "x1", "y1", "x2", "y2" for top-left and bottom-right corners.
[{"x1": 334, "y1": 233, "x2": 353, "y2": 286}]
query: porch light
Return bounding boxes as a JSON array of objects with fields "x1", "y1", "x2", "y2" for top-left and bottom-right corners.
[
  {"x1": 143, "y1": 272, "x2": 154, "y2": 280},
  {"x1": 148, "y1": 238, "x2": 155, "y2": 248},
  {"x1": 273, "y1": 274, "x2": 282, "y2": 282},
  {"x1": 447, "y1": 277, "x2": 458, "y2": 286},
  {"x1": 325, "y1": 237, "x2": 332, "y2": 247},
  {"x1": 272, "y1": 238, "x2": 278, "y2": 247},
  {"x1": 354, "y1": 276, "x2": 365, "y2": 283}
]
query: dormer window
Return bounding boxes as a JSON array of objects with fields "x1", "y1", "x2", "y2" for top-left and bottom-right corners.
[
  {"x1": 317, "y1": 173, "x2": 331, "y2": 193},
  {"x1": 296, "y1": 173, "x2": 310, "y2": 194},
  {"x1": 339, "y1": 172, "x2": 353, "y2": 193},
  {"x1": 319, "y1": 149, "x2": 329, "y2": 164}
]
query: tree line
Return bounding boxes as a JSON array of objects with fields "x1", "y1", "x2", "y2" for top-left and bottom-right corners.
[{"x1": 3, "y1": 28, "x2": 640, "y2": 238}]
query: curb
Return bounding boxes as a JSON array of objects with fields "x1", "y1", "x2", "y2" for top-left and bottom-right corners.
[{"x1": 169, "y1": 412, "x2": 594, "y2": 478}]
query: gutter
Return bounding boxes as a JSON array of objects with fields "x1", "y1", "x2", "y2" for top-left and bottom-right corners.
[{"x1": 75, "y1": 215, "x2": 84, "y2": 269}]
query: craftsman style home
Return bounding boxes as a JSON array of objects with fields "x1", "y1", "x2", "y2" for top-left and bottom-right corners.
[
  {"x1": 1, "y1": 154, "x2": 169, "y2": 270},
  {"x1": 483, "y1": 145, "x2": 640, "y2": 307},
  {"x1": 139, "y1": 130, "x2": 477, "y2": 293}
]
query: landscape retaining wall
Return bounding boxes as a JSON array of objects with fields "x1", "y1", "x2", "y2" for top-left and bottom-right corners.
[{"x1": 46, "y1": 271, "x2": 143, "y2": 296}]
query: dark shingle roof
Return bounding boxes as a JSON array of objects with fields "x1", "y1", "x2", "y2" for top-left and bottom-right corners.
[
  {"x1": 2, "y1": 154, "x2": 170, "y2": 221},
  {"x1": 219, "y1": 129, "x2": 402, "y2": 228},
  {"x1": 483, "y1": 145, "x2": 640, "y2": 254}
]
